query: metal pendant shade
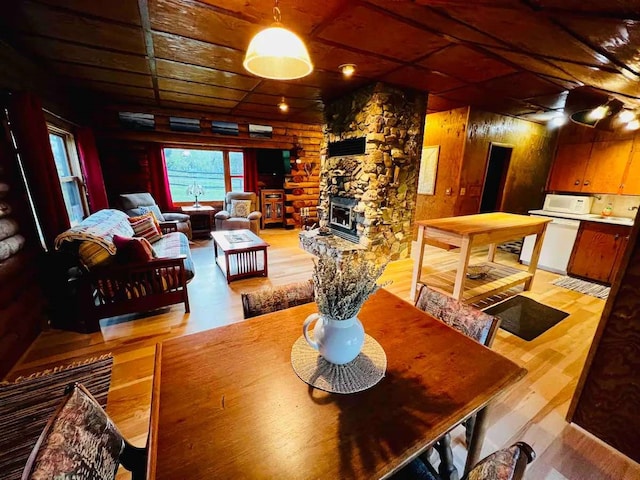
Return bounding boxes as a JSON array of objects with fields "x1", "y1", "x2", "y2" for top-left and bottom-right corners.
[{"x1": 243, "y1": 1, "x2": 313, "y2": 80}]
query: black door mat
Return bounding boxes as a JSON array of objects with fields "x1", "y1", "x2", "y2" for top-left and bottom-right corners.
[{"x1": 483, "y1": 295, "x2": 569, "y2": 341}]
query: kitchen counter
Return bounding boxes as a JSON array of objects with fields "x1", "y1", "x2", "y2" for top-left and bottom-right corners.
[{"x1": 529, "y1": 209, "x2": 635, "y2": 227}]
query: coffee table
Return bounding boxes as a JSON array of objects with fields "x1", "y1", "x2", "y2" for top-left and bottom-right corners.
[{"x1": 211, "y1": 229, "x2": 269, "y2": 283}]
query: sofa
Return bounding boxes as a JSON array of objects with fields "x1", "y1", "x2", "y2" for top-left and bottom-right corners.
[
  {"x1": 55, "y1": 209, "x2": 194, "y2": 332},
  {"x1": 119, "y1": 192, "x2": 192, "y2": 240},
  {"x1": 215, "y1": 192, "x2": 261, "y2": 235}
]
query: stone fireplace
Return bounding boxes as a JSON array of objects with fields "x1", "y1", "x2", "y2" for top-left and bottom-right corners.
[{"x1": 319, "y1": 83, "x2": 427, "y2": 262}]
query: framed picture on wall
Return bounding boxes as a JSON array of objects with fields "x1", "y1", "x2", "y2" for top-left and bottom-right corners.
[{"x1": 417, "y1": 145, "x2": 439, "y2": 195}]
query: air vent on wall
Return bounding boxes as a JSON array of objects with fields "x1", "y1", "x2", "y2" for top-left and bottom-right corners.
[
  {"x1": 169, "y1": 116, "x2": 201, "y2": 133},
  {"x1": 328, "y1": 137, "x2": 365, "y2": 157},
  {"x1": 118, "y1": 112, "x2": 155, "y2": 130}
]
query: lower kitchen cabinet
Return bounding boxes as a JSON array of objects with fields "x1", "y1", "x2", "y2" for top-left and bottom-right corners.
[{"x1": 567, "y1": 221, "x2": 631, "y2": 284}]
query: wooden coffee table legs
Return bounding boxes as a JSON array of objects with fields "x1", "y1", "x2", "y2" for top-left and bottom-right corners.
[{"x1": 213, "y1": 241, "x2": 268, "y2": 283}]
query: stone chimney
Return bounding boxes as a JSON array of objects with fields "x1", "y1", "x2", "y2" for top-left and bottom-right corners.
[{"x1": 319, "y1": 83, "x2": 427, "y2": 262}]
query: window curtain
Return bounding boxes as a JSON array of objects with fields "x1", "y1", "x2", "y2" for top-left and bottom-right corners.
[
  {"x1": 147, "y1": 144, "x2": 174, "y2": 210},
  {"x1": 243, "y1": 148, "x2": 258, "y2": 194},
  {"x1": 76, "y1": 127, "x2": 108, "y2": 212},
  {"x1": 7, "y1": 92, "x2": 70, "y2": 251}
]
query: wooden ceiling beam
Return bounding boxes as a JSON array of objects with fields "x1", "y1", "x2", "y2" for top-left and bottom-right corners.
[
  {"x1": 28, "y1": 0, "x2": 143, "y2": 28},
  {"x1": 138, "y1": 0, "x2": 160, "y2": 103}
]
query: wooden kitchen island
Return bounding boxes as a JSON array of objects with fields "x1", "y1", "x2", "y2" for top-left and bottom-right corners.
[{"x1": 410, "y1": 212, "x2": 551, "y2": 303}]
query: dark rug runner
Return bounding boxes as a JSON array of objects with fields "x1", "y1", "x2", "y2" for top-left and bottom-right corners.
[{"x1": 483, "y1": 295, "x2": 569, "y2": 341}]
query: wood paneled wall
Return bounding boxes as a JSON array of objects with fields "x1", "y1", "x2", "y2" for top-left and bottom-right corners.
[
  {"x1": 415, "y1": 107, "x2": 556, "y2": 224},
  {"x1": 93, "y1": 106, "x2": 322, "y2": 209},
  {"x1": 459, "y1": 110, "x2": 557, "y2": 216},
  {"x1": 0, "y1": 111, "x2": 48, "y2": 378},
  {"x1": 415, "y1": 107, "x2": 469, "y2": 222},
  {"x1": 568, "y1": 213, "x2": 640, "y2": 463}
]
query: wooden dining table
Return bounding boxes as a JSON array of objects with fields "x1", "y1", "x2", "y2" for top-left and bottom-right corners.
[{"x1": 147, "y1": 289, "x2": 526, "y2": 479}]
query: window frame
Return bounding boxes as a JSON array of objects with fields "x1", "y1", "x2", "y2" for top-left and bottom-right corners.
[
  {"x1": 47, "y1": 124, "x2": 89, "y2": 225},
  {"x1": 163, "y1": 146, "x2": 245, "y2": 206}
]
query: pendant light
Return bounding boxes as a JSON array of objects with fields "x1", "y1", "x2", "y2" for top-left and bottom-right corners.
[{"x1": 243, "y1": 0, "x2": 313, "y2": 80}]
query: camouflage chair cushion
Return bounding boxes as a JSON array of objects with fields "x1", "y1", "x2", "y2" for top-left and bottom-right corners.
[
  {"x1": 22, "y1": 384, "x2": 124, "y2": 480},
  {"x1": 415, "y1": 284, "x2": 497, "y2": 346},
  {"x1": 242, "y1": 279, "x2": 315, "y2": 318}
]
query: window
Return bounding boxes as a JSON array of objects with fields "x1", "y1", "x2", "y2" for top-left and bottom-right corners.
[
  {"x1": 164, "y1": 148, "x2": 244, "y2": 203},
  {"x1": 48, "y1": 126, "x2": 88, "y2": 226}
]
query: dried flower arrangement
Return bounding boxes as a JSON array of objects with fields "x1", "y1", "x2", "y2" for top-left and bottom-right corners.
[{"x1": 312, "y1": 252, "x2": 389, "y2": 321}]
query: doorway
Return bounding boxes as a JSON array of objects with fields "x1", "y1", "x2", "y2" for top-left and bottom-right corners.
[{"x1": 480, "y1": 144, "x2": 513, "y2": 213}]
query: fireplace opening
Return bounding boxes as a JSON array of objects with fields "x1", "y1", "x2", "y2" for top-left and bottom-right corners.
[{"x1": 329, "y1": 196, "x2": 358, "y2": 243}]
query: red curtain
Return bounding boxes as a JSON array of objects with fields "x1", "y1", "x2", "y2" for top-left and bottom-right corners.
[
  {"x1": 76, "y1": 127, "x2": 108, "y2": 212},
  {"x1": 244, "y1": 148, "x2": 258, "y2": 193},
  {"x1": 148, "y1": 144, "x2": 174, "y2": 210},
  {"x1": 8, "y1": 92, "x2": 70, "y2": 251}
]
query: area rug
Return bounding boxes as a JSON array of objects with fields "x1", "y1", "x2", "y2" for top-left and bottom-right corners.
[
  {"x1": 483, "y1": 295, "x2": 569, "y2": 341},
  {"x1": 0, "y1": 355, "x2": 113, "y2": 480},
  {"x1": 497, "y1": 239, "x2": 523, "y2": 255},
  {"x1": 552, "y1": 276, "x2": 610, "y2": 300}
]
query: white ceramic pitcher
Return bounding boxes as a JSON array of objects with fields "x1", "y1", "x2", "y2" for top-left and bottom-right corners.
[{"x1": 302, "y1": 313, "x2": 364, "y2": 365}]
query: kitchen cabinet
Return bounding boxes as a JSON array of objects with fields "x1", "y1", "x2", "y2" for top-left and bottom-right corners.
[
  {"x1": 547, "y1": 143, "x2": 591, "y2": 192},
  {"x1": 622, "y1": 139, "x2": 640, "y2": 194},
  {"x1": 581, "y1": 140, "x2": 633, "y2": 194},
  {"x1": 547, "y1": 140, "x2": 632, "y2": 194},
  {"x1": 567, "y1": 221, "x2": 631, "y2": 284},
  {"x1": 260, "y1": 189, "x2": 284, "y2": 229}
]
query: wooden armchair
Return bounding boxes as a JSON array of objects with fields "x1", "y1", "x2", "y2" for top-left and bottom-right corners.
[{"x1": 22, "y1": 383, "x2": 147, "y2": 480}]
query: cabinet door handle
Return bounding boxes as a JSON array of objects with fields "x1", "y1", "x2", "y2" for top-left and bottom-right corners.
[
  {"x1": 615, "y1": 234, "x2": 620, "y2": 240},
  {"x1": 583, "y1": 180, "x2": 590, "y2": 186},
  {"x1": 574, "y1": 180, "x2": 580, "y2": 186}
]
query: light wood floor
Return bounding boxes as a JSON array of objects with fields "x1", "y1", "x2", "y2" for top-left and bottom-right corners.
[{"x1": 8, "y1": 229, "x2": 640, "y2": 479}]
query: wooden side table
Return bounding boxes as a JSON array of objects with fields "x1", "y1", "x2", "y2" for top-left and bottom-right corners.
[{"x1": 181, "y1": 205, "x2": 215, "y2": 239}]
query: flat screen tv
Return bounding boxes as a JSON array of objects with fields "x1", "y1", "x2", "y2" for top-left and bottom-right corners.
[{"x1": 257, "y1": 149, "x2": 291, "y2": 175}]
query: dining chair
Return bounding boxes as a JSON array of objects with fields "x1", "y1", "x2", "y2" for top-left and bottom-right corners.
[
  {"x1": 241, "y1": 279, "x2": 315, "y2": 318},
  {"x1": 414, "y1": 284, "x2": 501, "y2": 480},
  {"x1": 21, "y1": 383, "x2": 147, "y2": 480},
  {"x1": 393, "y1": 441, "x2": 535, "y2": 480}
]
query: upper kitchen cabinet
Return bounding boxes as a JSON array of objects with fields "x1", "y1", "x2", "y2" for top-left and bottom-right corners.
[
  {"x1": 548, "y1": 138, "x2": 634, "y2": 194},
  {"x1": 622, "y1": 139, "x2": 640, "y2": 195},
  {"x1": 547, "y1": 143, "x2": 591, "y2": 192},
  {"x1": 582, "y1": 140, "x2": 633, "y2": 194}
]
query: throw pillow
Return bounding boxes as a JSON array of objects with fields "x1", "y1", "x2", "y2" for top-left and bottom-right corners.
[
  {"x1": 113, "y1": 234, "x2": 156, "y2": 263},
  {"x1": 138, "y1": 204, "x2": 165, "y2": 222},
  {"x1": 230, "y1": 199, "x2": 252, "y2": 218},
  {"x1": 128, "y1": 213, "x2": 162, "y2": 243}
]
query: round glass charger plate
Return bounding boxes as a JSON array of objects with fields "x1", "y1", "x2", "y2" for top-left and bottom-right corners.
[{"x1": 290, "y1": 334, "x2": 387, "y2": 394}]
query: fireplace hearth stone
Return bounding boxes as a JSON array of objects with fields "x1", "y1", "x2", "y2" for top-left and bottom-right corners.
[{"x1": 299, "y1": 229, "x2": 365, "y2": 260}]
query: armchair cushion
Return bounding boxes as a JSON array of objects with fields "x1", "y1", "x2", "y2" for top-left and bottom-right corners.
[
  {"x1": 230, "y1": 199, "x2": 252, "y2": 218},
  {"x1": 215, "y1": 210, "x2": 230, "y2": 221}
]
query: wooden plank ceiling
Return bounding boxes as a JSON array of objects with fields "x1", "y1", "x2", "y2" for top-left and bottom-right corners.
[{"x1": 1, "y1": 0, "x2": 639, "y2": 124}]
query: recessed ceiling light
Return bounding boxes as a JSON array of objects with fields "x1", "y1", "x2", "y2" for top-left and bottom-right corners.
[
  {"x1": 339, "y1": 64, "x2": 356, "y2": 77},
  {"x1": 587, "y1": 105, "x2": 609, "y2": 121},
  {"x1": 278, "y1": 97, "x2": 289, "y2": 112},
  {"x1": 619, "y1": 109, "x2": 637, "y2": 123},
  {"x1": 626, "y1": 119, "x2": 640, "y2": 130}
]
